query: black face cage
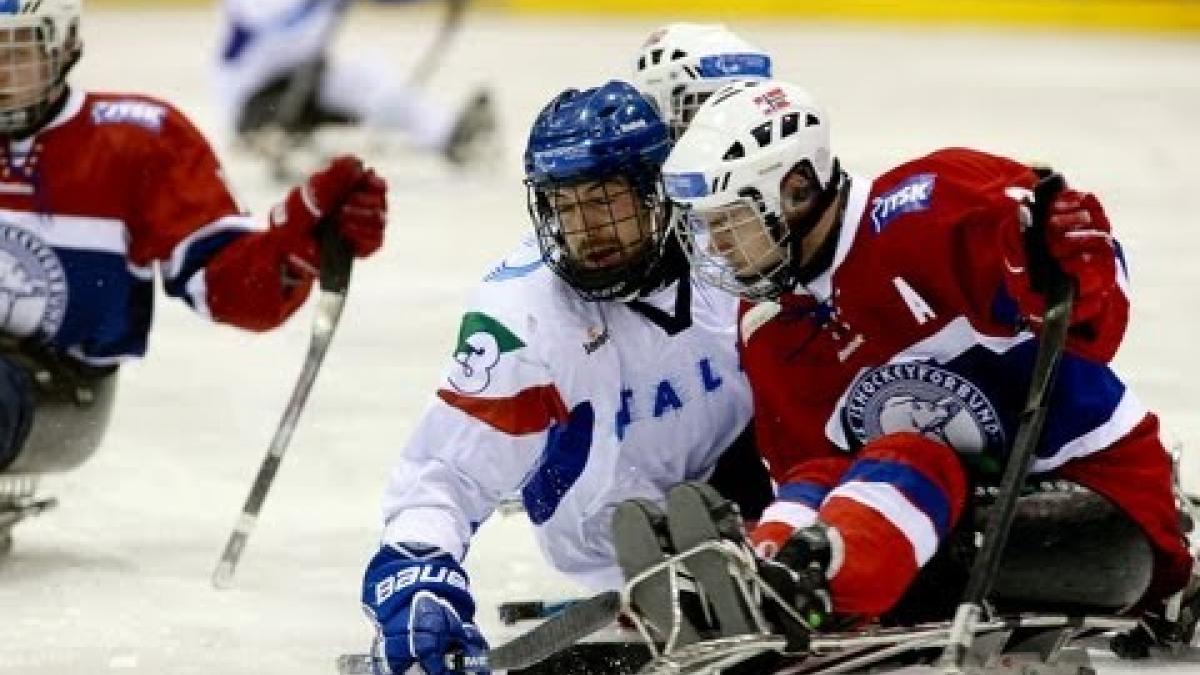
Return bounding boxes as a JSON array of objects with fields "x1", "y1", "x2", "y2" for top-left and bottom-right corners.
[
  {"x1": 0, "y1": 18, "x2": 81, "y2": 137},
  {"x1": 525, "y1": 171, "x2": 668, "y2": 302},
  {"x1": 667, "y1": 85, "x2": 714, "y2": 140}
]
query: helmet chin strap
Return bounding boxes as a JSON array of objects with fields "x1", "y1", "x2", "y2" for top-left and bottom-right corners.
[{"x1": 765, "y1": 161, "x2": 846, "y2": 293}]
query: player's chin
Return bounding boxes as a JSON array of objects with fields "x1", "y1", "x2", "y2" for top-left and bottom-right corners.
[
  {"x1": 580, "y1": 250, "x2": 623, "y2": 269},
  {"x1": 579, "y1": 243, "x2": 643, "y2": 270},
  {"x1": 731, "y1": 262, "x2": 764, "y2": 281}
]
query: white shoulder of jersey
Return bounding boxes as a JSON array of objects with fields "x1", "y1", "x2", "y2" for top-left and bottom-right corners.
[{"x1": 466, "y1": 236, "x2": 583, "y2": 327}]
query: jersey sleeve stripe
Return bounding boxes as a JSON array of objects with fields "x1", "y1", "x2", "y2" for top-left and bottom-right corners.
[
  {"x1": 758, "y1": 500, "x2": 820, "y2": 531},
  {"x1": 839, "y1": 458, "x2": 952, "y2": 538},
  {"x1": 824, "y1": 483, "x2": 939, "y2": 566},
  {"x1": 161, "y1": 214, "x2": 259, "y2": 283},
  {"x1": 776, "y1": 481, "x2": 830, "y2": 510},
  {"x1": 436, "y1": 383, "x2": 569, "y2": 436}
]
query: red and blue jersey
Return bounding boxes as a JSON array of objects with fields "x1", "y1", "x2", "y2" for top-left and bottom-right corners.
[
  {"x1": 0, "y1": 89, "x2": 310, "y2": 365},
  {"x1": 744, "y1": 148, "x2": 1189, "y2": 614}
]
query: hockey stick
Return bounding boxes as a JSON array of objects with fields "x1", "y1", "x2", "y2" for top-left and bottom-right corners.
[
  {"x1": 263, "y1": 57, "x2": 325, "y2": 182},
  {"x1": 406, "y1": 0, "x2": 470, "y2": 88},
  {"x1": 938, "y1": 173, "x2": 1073, "y2": 671},
  {"x1": 497, "y1": 597, "x2": 590, "y2": 625},
  {"x1": 337, "y1": 610, "x2": 1139, "y2": 675},
  {"x1": 258, "y1": 0, "x2": 354, "y2": 182},
  {"x1": 336, "y1": 590, "x2": 622, "y2": 673},
  {"x1": 212, "y1": 227, "x2": 354, "y2": 590}
]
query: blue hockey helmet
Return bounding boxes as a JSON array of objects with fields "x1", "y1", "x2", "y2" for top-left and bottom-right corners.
[{"x1": 524, "y1": 80, "x2": 676, "y2": 301}]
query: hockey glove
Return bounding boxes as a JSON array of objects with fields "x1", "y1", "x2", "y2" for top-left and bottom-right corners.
[
  {"x1": 271, "y1": 155, "x2": 388, "y2": 278},
  {"x1": 1002, "y1": 186, "x2": 1118, "y2": 327},
  {"x1": 754, "y1": 525, "x2": 836, "y2": 651},
  {"x1": 362, "y1": 543, "x2": 488, "y2": 675}
]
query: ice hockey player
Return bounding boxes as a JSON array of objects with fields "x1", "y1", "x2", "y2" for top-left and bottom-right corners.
[
  {"x1": 0, "y1": 0, "x2": 387, "y2": 549},
  {"x1": 216, "y1": 0, "x2": 493, "y2": 167},
  {"x1": 359, "y1": 80, "x2": 773, "y2": 675},
  {"x1": 631, "y1": 22, "x2": 772, "y2": 140},
  {"x1": 663, "y1": 79, "x2": 1194, "y2": 630}
]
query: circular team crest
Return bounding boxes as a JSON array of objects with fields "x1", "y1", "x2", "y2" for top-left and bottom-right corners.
[
  {"x1": 843, "y1": 362, "x2": 1005, "y2": 456},
  {"x1": 0, "y1": 223, "x2": 68, "y2": 339}
]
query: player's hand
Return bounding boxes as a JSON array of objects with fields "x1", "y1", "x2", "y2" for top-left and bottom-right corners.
[
  {"x1": 1002, "y1": 186, "x2": 1118, "y2": 326},
  {"x1": 272, "y1": 155, "x2": 388, "y2": 275},
  {"x1": 362, "y1": 544, "x2": 490, "y2": 675},
  {"x1": 752, "y1": 525, "x2": 834, "y2": 645}
]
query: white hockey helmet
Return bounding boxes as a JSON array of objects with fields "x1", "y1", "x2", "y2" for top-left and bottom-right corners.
[
  {"x1": 0, "y1": 0, "x2": 82, "y2": 136},
  {"x1": 632, "y1": 23, "x2": 771, "y2": 139},
  {"x1": 662, "y1": 79, "x2": 840, "y2": 301}
]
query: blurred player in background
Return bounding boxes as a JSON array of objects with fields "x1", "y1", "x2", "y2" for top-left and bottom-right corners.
[
  {"x1": 0, "y1": 0, "x2": 388, "y2": 551},
  {"x1": 631, "y1": 22, "x2": 772, "y2": 139},
  {"x1": 216, "y1": 0, "x2": 494, "y2": 170}
]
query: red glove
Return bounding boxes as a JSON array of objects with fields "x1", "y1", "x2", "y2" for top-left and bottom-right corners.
[
  {"x1": 270, "y1": 155, "x2": 388, "y2": 276},
  {"x1": 1002, "y1": 187, "x2": 1118, "y2": 328}
]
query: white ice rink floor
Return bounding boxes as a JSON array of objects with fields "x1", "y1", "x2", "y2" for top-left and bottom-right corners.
[{"x1": 2, "y1": 7, "x2": 1199, "y2": 674}]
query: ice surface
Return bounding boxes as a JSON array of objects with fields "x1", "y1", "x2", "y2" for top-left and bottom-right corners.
[{"x1": 1, "y1": 7, "x2": 1199, "y2": 674}]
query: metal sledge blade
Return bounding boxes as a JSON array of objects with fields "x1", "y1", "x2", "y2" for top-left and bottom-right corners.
[
  {"x1": 613, "y1": 499, "x2": 702, "y2": 649},
  {"x1": 666, "y1": 482, "x2": 761, "y2": 638}
]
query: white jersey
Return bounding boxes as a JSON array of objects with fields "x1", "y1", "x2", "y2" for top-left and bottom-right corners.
[{"x1": 380, "y1": 239, "x2": 753, "y2": 589}]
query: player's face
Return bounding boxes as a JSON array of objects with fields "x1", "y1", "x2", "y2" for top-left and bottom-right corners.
[
  {"x1": 552, "y1": 177, "x2": 653, "y2": 271},
  {"x1": 0, "y1": 28, "x2": 51, "y2": 109},
  {"x1": 699, "y1": 201, "x2": 784, "y2": 278}
]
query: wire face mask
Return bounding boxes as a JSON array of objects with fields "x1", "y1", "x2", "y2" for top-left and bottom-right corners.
[
  {"x1": 666, "y1": 54, "x2": 771, "y2": 140},
  {"x1": 0, "y1": 20, "x2": 75, "y2": 137},
  {"x1": 529, "y1": 176, "x2": 665, "y2": 301},
  {"x1": 676, "y1": 194, "x2": 792, "y2": 303}
]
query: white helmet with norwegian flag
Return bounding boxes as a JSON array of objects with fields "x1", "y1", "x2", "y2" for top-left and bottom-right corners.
[
  {"x1": 631, "y1": 23, "x2": 771, "y2": 139},
  {"x1": 0, "y1": 0, "x2": 82, "y2": 137},
  {"x1": 662, "y1": 79, "x2": 841, "y2": 301}
]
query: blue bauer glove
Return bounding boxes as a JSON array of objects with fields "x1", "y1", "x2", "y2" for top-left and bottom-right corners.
[{"x1": 362, "y1": 543, "x2": 489, "y2": 674}]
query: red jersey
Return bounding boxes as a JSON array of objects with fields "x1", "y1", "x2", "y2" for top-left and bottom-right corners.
[
  {"x1": 742, "y1": 148, "x2": 1189, "y2": 613},
  {"x1": 743, "y1": 148, "x2": 1134, "y2": 483},
  {"x1": 0, "y1": 89, "x2": 310, "y2": 365}
]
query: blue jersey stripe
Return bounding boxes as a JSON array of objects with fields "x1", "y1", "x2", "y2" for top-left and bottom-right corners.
[
  {"x1": 162, "y1": 229, "x2": 249, "y2": 306},
  {"x1": 522, "y1": 402, "x2": 595, "y2": 525},
  {"x1": 52, "y1": 249, "x2": 153, "y2": 360},
  {"x1": 842, "y1": 458, "x2": 952, "y2": 537},
  {"x1": 776, "y1": 481, "x2": 829, "y2": 509}
]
